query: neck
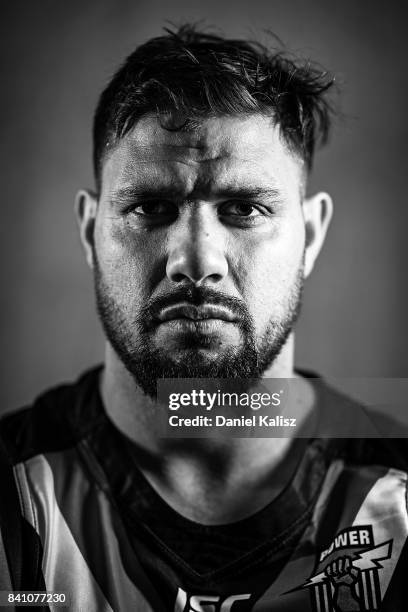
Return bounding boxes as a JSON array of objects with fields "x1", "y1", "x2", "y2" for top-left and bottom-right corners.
[{"x1": 100, "y1": 335, "x2": 315, "y2": 523}]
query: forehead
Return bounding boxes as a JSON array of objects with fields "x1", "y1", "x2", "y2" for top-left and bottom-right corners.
[{"x1": 100, "y1": 114, "x2": 304, "y2": 197}]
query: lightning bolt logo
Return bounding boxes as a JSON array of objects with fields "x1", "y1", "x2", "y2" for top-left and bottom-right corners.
[
  {"x1": 353, "y1": 540, "x2": 393, "y2": 571},
  {"x1": 300, "y1": 540, "x2": 393, "y2": 588}
]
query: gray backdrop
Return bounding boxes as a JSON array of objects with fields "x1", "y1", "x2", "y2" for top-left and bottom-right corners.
[{"x1": 1, "y1": 0, "x2": 407, "y2": 411}]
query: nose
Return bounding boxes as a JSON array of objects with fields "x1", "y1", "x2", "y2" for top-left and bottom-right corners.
[{"x1": 166, "y1": 208, "x2": 228, "y2": 285}]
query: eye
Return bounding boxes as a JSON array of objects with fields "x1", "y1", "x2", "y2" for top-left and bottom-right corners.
[
  {"x1": 219, "y1": 201, "x2": 262, "y2": 217},
  {"x1": 131, "y1": 200, "x2": 177, "y2": 216}
]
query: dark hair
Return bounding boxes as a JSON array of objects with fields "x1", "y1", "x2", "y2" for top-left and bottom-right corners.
[{"x1": 93, "y1": 24, "x2": 335, "y2": 189}]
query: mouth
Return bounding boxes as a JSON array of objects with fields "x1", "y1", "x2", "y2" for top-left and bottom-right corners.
[{"x1": 157, "y1": 303, "x2": 238, "y2": 324}]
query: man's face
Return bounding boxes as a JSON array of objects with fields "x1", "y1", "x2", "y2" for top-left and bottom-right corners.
[{"x1": 90, "y1": 115, "x2": 308, "y2": 396}]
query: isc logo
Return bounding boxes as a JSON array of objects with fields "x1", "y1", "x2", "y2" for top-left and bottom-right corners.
[{"x1": 174, "y1": 587, "x2": 251, "y2": 611}]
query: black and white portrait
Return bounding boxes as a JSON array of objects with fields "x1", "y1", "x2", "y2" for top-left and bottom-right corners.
[{"x1": 0, "y1": 2, "x2": 407, "y2": 611}]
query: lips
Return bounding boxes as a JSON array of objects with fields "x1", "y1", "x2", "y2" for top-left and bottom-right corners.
[{"x1": 157, "y1": 303, "x2": 237, "y2": 323}]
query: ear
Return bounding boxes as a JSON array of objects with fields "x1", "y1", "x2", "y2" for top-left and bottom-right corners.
[
  {"x1": 302, "y1": 192, "x2": 333, "y2": 278},
  {"x1": 75, "y1": 189, "x2": 98, "y2": 269}
]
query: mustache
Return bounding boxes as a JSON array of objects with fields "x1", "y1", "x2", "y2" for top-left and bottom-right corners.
[{"x1": 138, "y1": 286, "x2": 252, "y2": 331}]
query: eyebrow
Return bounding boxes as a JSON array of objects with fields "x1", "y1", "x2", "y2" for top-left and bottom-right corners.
[
  {"x1": 109, "y1": 185, "x2": 283, "y2": 202},
  {"x1": 216, "y1": 187, "x2": 283, "y2": 201},
  {"x1": 110, "y1": 185, "x2": 184, "y2": 202}
]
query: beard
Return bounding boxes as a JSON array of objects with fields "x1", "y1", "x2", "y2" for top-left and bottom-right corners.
[{"x1": 93, "y1": 255, "x2": 304, "y2": 399}]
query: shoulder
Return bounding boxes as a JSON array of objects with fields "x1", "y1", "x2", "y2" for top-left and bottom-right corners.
[
  {"x1": 322, "y1": 377, "x2": 408, "y2": 472},
  {"x1": 0, "y1": 366, "x2": 103, "y2": 589},
  {"x1": 0, "y1": 366, "x2": 103, "y2": 465},
  {"x1": 300, "y1": 371, "x2": 408, "y2": 472}
]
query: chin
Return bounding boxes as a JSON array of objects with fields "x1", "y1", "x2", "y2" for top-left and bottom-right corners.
[
  {"x1": 153, "y1": 334, "x2": 240, "y2": 355},
  {"x1": 164, "y1": 346, "x2": 230, "y2": 366}
]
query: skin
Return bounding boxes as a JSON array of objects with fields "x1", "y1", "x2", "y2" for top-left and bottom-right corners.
[{"x1": 76, "y1": 114, "x2": 332, "y2": 523}]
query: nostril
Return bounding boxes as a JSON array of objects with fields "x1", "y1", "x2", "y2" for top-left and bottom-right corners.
[{"x1": 171, "y1": 272, "x2": 189, "y2": 284}]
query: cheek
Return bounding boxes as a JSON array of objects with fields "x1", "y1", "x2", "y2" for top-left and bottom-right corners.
[
  {"x1": 94, "y1": 218, "x2": 165, "y2": 301},
  {"x1": 233, "y1": 218, "x2": 305, "y2": 324}
]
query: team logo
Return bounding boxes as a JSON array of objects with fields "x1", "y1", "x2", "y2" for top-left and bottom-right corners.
[
  {"x1": 296, "y1": 525, "x2": 392, "y2": 611},
  {"x1": 174, "y1": 587, "x2": 251, "y2": 611}
]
